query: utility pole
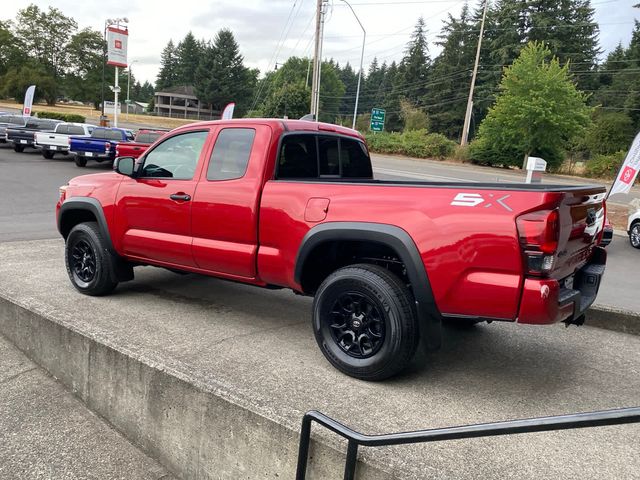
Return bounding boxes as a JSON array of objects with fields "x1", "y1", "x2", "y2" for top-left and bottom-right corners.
[
  {"x1": 461, "y1": 0, "x2": 488, "y2": 146},
  {"x1": 310, "y1": 0, "x2": 328, "y2": 120}
]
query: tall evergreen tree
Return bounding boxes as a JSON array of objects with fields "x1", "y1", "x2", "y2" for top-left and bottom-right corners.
[
  {"x1": 428, "y1": 3, "x2": 476, "y2": 138},
  {"x1": 156, "y1": 40, "x2": 178, "y2": 90},
  {"x1": 175, "y1": 32, "x2": 201, "y2": 86},
  {"x1": 398, "y1": 17, "x2": 431, "y2": 103},
  {"x1": 194, "y1": 29, "x2": 257, "y2": 116}
]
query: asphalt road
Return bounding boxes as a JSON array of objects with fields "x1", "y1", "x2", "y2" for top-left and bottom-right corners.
[
  {"x1": 0, "y1": 143, "x2": 637, "y2": 311},
  {"x1": 371, "y1": 152, "x2": 640, "y2": 205}
]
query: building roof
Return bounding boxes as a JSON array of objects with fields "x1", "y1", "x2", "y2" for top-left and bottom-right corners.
[{"x1": 154, "y1": 85, "x2": 196, "y2": 96}]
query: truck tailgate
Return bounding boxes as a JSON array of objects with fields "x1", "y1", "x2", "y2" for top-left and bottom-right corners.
[{"x1": 554, "y1": 188, "x2": 606, "y2": 280}]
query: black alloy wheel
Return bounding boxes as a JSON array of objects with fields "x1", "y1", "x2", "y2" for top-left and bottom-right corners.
[
  {"x1": 313, "y1": 264, "x2": 419, "y2": 381},
  {"x1": 329, "y1": 291, "x2": 385, "y2": 359},
  {"x1": 65, "y1": 222, "x2": 118, "y2": 296},
  {"x1": 70, "y1": 239, "x2": 97, "y2": 286},
  {"x1": 630, "y1": 222, "x2": 640, "y2": 249}
]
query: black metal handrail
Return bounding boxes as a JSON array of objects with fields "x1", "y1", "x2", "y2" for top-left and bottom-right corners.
[{"x1": 295, "y1": 406, "x2": 640, "y2": 480}]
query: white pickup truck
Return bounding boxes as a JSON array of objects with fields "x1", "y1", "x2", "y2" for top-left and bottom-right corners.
[{"x1": 34, "y1": 123, "x2": 96, "y2": 159}]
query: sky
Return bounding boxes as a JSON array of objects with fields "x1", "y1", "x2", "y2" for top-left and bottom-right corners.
[{"x1": 3, "y1": 0, "x2": 639, "y2": 86}]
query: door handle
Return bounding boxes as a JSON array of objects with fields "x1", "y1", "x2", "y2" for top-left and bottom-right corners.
[{"x1": 170, "y1": 193, "x2": 191, "y2": 202}]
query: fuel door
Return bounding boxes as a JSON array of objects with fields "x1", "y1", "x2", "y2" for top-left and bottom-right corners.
[{"x1": 305, "y1": 198, "x2": 330, "y2": 223}]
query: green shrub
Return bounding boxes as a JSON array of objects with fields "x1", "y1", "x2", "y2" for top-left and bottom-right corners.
[
  {"x1": 585, "y1": 112, "x2": 634, "y2": 156},
  {"x1": 36, "y1": 111, "x2": 86, "y2": 123},
  {"x1": 400, "y1": 100, "x2": 430, "y2": 132},
  {"x1": 585, "y1": 151, "x2": 626, "y2": 179},
  {"x1": 452, "y1": 144, "x2": 471, "y2": 162},
  {"x1": 365, "y1": 130, "x2": 456, "y2": 159}
]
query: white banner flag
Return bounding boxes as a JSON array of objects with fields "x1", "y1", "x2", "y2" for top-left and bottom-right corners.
[
  {"x1": 221, "y1": 102, "x2": 235, "y2": 120},
  {"x1": 23, "y1": 85, "x2": 36, "y2": 116},
  {"x1": 107, "y1": 27, "x2": 128, "y2": 67},
  {"x1": 609, "y1": 131, "x2": 640, "y2": 197}
]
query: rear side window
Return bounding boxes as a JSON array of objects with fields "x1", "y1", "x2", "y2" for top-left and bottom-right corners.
[
  {"x1": 207, "y1": 128, "x2": 255, "y2": 181},
  {"x1": 278, "y1": 136, "x2": 318, "y2": 178},
  {"x1": 137, "y1": 132, "x2": 163, "y2": 144},
  {"x1": 67, "y1": 126, "x2": 85, "y2": 135},
  {"x1": 340, "y1": 138, "x2": 373, "y2": 178},
  {"x1": 277, "y1": 134, "x2": 372, "y2": 180}
]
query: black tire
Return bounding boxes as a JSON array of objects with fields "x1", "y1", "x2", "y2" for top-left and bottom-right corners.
[
  {"x1": 630, "y1": 221, "x2": 640, "y2": 249},
  {"x1": 42, "y1": 150, "x2": 55, "y2": 159},
  {"x1": 13, "y1": 144, "x2": 24, "y2": 153},
  {"x1": 312, "y1": 264, "x2": 419, "y2": 381},
  {"x1": 65, "y1": 222, "x2": 118, "y2": 296},
  {"x1": 75, "y1": 155, "x2": 87, "y2": 167}
]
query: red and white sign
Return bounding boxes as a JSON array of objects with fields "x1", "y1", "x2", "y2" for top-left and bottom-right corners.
[
  {"x1": 221, "y1": 102, "x2": 235, "y2": 120},
  {"x1": 107, "y1": 27, "x2": 128, "y2": 67},
  {"x1": 23, "y1": 85, "x2": 35, "y2": 117},
  {"x1": 610, "y1": 131, "x2": 640, "y2": 197}
]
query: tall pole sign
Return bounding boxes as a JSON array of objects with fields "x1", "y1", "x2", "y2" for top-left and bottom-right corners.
[
  {"x1": 107, "y1": 25, "x2": 128, "y2": 127},
  {"x1": 22, "y1": 85, "x2": 36, "y2": 116}
]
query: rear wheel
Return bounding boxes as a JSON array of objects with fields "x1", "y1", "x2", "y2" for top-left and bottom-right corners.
[
  {"x1": 312, "y1": 264, "x2": 419, "y2": 381},
  {"x1": 42, "y1": 150, "x2": 55, "y2": 159},
  {"x1": 13, "y1": 144, "x2": 24, "y2": 153},
  {"x1": 65, "y1": 222, "x2": 118, "y2": 296},
  {"x1": 630, "y1": 221, "x2": 640, "y2": 249},
  {"x1": 75, "y1": 156, "x2": 87, "y2": 167}
]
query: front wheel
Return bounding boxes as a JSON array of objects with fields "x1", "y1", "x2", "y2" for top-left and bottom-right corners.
[
  {"x1": 42, "y1": 150, "x2": 55, "y2": 159},
  {"x1": 75, "y1": 156, "x2": 87, "y2": 167},
  {"x1": 13, "y1": 144, "x2": 24, "y2": 153},
  {"x1": 630, "y1": 222, "x2": 640, "y2": 249},
  {"x1": 312, "y1": 264, "x2": 419, "y2": 381},
  {"x1": 65, "y1": 222, "x2": 118, "y2": 296}
]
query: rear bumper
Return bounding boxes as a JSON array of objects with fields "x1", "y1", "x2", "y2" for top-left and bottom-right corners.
[
  {"x1": 517, "y1": 247, "x2": 607, "y2": 325},
  {"x1": 41, "y1": 144, "x2": 70, "y2": 152}
]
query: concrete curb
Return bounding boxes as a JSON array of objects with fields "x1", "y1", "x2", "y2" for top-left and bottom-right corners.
[
  {"x1": 587, "y1": 305, "x2": 640, "y2": 336},
  {"x1": 0, "y1": 295, "x2": 391, "y2": 480}
]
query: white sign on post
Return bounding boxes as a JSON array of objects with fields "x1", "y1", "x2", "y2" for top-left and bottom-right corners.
[
  {"x1": 609, "y1": 131, "x2": 640, "y2": 197},
  {"x1": 525, "y1": 156, "x2": 547, "y2": 183},
  {"x1": 107, "y1": 27, "x2": 128, "y2": 68}
]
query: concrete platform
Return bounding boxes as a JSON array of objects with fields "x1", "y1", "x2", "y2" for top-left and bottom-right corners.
[
  {"x1": 0, "y1": 333, "x2": 175, "y2": 480},
  {"x1": 0, "y1": 239, "x2": 639, "y2": 479}
]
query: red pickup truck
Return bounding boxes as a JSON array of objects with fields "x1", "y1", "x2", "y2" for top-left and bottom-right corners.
[
  {"x1": 56, "y1": 119, "x2": 607, "y2": 380},
  {"x1": 115, "y1": 129, "x2": 167, "y2": 159}
]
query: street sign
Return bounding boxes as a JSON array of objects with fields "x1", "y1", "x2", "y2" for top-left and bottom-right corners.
[{"x1": 370, "y1": 108, "x2": 385, "y2": 132}]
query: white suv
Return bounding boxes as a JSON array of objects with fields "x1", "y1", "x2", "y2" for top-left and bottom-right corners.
[{"x1": 629, "y1": 201, "x2": 640, "y2": 249}]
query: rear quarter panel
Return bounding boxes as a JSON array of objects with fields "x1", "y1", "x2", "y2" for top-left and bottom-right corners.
[{"x1": 258, "y1": 182, "x2": 566, "y2": 320}]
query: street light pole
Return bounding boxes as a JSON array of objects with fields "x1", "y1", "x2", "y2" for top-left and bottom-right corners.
[
  {"x1": 339, "y1": 0, "x2": 366, "y2": 130},
  {"x1": 126, "y1": 60, "x2": 138, "y2": 119}
]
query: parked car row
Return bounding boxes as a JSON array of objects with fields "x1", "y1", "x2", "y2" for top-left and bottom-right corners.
[{"x1": 0, "y1": 113, "x2": 167, "y2": 168}]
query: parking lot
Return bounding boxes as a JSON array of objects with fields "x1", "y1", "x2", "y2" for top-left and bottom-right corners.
[{"x1": 1, "y1": 139, "x2": 640, "y2": 478}]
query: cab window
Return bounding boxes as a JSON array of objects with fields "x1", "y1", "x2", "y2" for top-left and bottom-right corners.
[
  {"x1": 140, "y1": 131, "x2": 208, "y2": 180},
  {"x1": 207, "y1": 128, "x2": 255, "y2": 181}
]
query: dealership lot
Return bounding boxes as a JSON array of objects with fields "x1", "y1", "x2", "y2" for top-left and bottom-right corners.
[{"x1": 1, "y1": 142, "x2": 639, "y2": 478}]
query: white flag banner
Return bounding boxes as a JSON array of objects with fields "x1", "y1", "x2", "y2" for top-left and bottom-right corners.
[
  {"x1": 23, "y1": 85, "x2": 36, "y2": 116},
  {"x1": 221, "y1": 102, "x2": 235, "y2": 120},
  {"x1": 107, "y1": 27, "x2": 128, "y2": 68},
  {"x1": 610, "y1": 131, "x2": 640, "y2": 197}
]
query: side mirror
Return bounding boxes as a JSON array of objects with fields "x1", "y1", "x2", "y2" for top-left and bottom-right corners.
[{"x1": 114, "y1": 156, "x2": 135, "y2": 176}]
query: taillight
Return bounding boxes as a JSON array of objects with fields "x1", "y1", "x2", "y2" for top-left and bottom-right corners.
[
  {"x1": 517, "y1": 209, "x2": 559, "y2": 276},
  {"x1": 105, "y1": 142, "x2": 111, "y2": 152},
  {"x1": 59, "y1": 184, "x2": 68, "y2": 202}
]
